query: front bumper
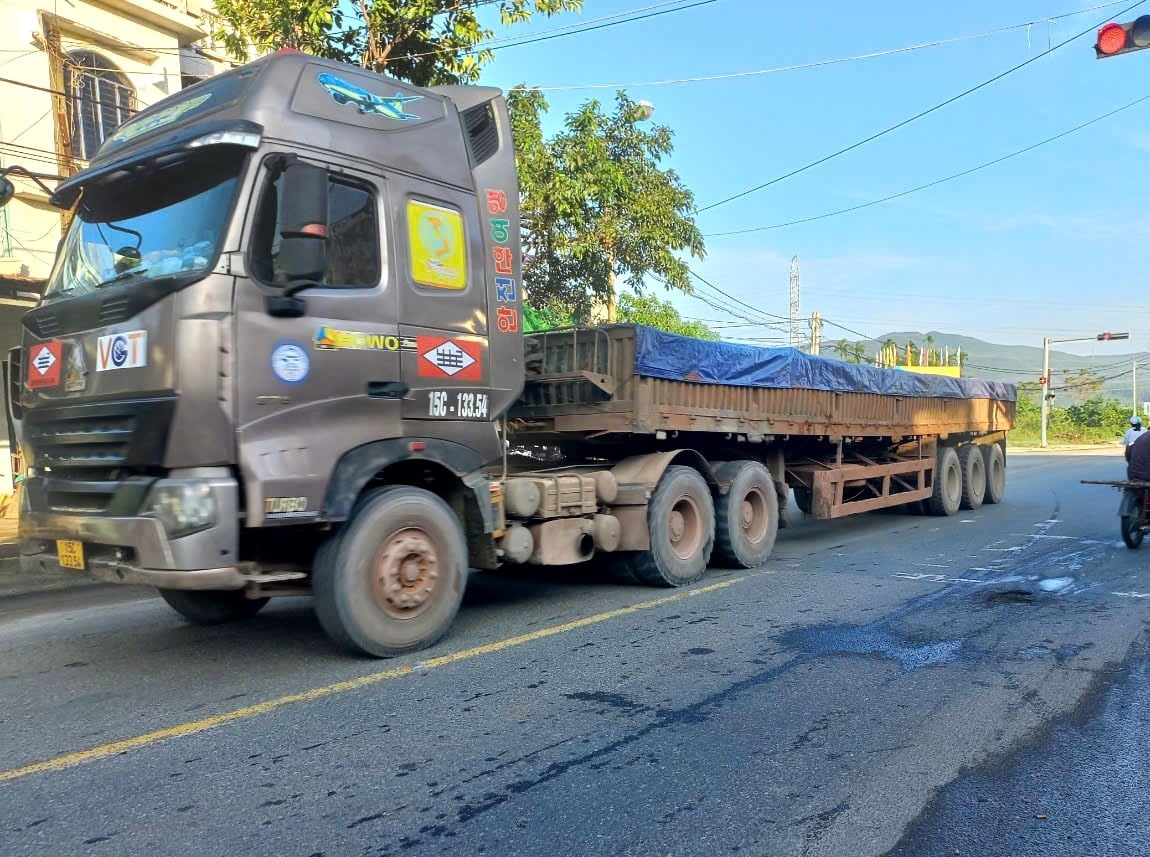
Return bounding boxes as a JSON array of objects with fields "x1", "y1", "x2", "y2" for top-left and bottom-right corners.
[
  {"x1": 20, "y1": 550, "x2": 249, "y2": 590},
  {"x1": 19, "y1": 472, "x2": 244, "y2": 590}
]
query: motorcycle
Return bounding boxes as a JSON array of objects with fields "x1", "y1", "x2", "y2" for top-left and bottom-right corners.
[{"x1": 1081, "y1": 479, "x2": 1150, "y2": 549}]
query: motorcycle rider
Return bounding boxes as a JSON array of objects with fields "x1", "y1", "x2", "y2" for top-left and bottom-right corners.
[
  {"x1": 1123, "y1": 415, "x2": 1145, "y2": 450},
  {"x1": 1128, "y1": 426, "x2": 1150, "y2": 480}
]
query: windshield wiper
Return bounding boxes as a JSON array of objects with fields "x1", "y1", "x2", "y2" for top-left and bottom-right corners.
[{"x1": 95, "y1": 267, "x2": 150, "y2": 289}]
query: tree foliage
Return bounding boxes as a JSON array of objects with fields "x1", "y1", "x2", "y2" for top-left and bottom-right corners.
[
  {"x1": 617, "y1": 293, "x2": 717, "y2": 340},
  {"x1": 210, "y1": 0, "x2": 584, "y2": 86},
  {"x1": 508, "y1": 87, "x2": 705, "y2": 320}
]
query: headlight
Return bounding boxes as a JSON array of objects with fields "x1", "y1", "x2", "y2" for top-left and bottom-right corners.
[{"x1": 143, "y1": 481, "x2": 218, "y2": 538}]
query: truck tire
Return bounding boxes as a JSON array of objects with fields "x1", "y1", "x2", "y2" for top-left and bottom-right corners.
[
  {"x1": 982, "y1": 443, "x2": 1006, "y2": 505},
  {"x1": 792, "y1": 486, "x2": 813, "y2": 515},
  {"x1": 312, "y1": 486, "x2": 468, "y2": 658},
  {"x1": 958, "y1": 445, "x2": 986, "y2": 511},
  {"x1": 713, "y1": 460, "x2": 778, "y2": 568},
  {"x1": 928, "y1": 446, "x2": 962, "y2": 517},
  {"x1": 630, "y1": 465, "x2": 715, "y2": 587},
  {"x1": 157, "y1": 589, "x2": 269, "y2": 625}
]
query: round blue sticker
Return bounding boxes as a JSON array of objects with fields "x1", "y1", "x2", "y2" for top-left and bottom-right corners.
[{"x1": 271, "y1": 341, "x2": 310, "y2": 385}]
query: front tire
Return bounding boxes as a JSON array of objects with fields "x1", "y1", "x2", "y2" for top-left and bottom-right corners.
[
  {"x1": 157, "y1": 589, "x2": 269, "y2": 625},
  {"x1": 713, "y1": 461, "x2": 778, "y2": 568},
  {"x1": 630, "y1": 465, "x2": 715, "y2": 587},
  {"x1": 1122, "y1": 515, "x2": 1144, "y2": 550},
  {"x1": 312, "y1": 486, "x2": 468, "y2": 658}
]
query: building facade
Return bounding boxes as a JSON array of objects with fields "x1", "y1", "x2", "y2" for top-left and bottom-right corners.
[{"x1": 0, "y1": 0, "x2": 233, "y2": 498}]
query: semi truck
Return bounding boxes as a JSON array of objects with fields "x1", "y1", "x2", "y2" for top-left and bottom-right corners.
[{"x1": 0, "y1": 51, "x2": 1016, "y2": 658}]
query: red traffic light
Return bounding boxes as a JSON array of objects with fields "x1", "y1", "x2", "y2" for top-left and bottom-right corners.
[
  {"x1": 1097, "y1": 331, "x2": 1131, "y2": 341},
  {"x1": 1098, "y1": 22, "x2": 1128, "y2": 54},
  {"x1": 1096, "y1": 16, "x2": 1150, "y2": 58}
]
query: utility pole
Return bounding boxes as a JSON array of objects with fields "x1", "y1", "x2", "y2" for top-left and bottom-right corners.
[
  {"x1": 1040, "y1": 331, "x2": 1129, "y2": 448},
  {"x1": 1135, "y1": 360, "x2": 1139, "y2": 415},
  {"x1": 789, "y1": 256, "x2": 801, "y2": 348},
  {"x1": 808, "y1": 311, "x2": 822, "y2": 355}
]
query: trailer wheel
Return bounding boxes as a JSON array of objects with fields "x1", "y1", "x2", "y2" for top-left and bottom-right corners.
[
  {"x1": 630, "y1": 465, "x2": 715, "y2": 587},
  {"x1": 312, "y1": 486, "x2": 468, "y2": 658},
  {"x1": 958, "y1": 445, "x2": 986, "y2": 511},
  {"x1": 713, "y1": 461, "x2": 778, "y2": 568},
  {"x1": 928, "y1": 446, "x2": 962, "y2": 517},
  {"x1": 792, "y1": 486, "x2": 814, "y2": 515},
  {"x1": 157, "y1": 589, "x2": 269, "y2": 625},
  {"x1": 982, "y1": 443, "x2": 1006, "y2": 505}
]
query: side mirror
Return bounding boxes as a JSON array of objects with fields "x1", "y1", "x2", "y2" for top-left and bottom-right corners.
[
  {"x1": 277, "y1": 162, "x2": 328, "y2": 283},
  {"x1": 0, "y1": 177, "x2": 14, "y2": 209}
]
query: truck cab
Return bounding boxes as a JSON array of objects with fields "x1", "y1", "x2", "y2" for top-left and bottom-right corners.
[{"x1": 6, "y1": 52, "x2": 525, "y2": 654}]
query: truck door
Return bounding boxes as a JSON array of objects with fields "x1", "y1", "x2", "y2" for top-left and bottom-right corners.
[
  {"x1": 388, "y1": 176, "x2": 494, "y2": 430},
  {"x1": 234, "y1": 156, "x2": 400, "y2": 525}
]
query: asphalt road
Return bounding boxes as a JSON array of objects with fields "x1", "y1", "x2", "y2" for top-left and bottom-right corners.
[{"x1": 2, "y1": 452, "x2": 1150, "y2": 857}]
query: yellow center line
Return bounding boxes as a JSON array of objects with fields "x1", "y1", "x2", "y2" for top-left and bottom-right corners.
[{"x1": 0, "y1": 575, "x2": 752, "y2": 785}]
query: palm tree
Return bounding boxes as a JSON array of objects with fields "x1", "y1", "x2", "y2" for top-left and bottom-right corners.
[
  {"x1": 849, "y1": 342, "x2": 867, "y2": 364},
  {"x1": 832, "y1": 339, "x2": 851, "y2": 360}
]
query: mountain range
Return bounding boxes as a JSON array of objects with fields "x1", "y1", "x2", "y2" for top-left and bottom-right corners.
[{"x1": 836, "y1": 331, "x2": 1145, "y2": 406}]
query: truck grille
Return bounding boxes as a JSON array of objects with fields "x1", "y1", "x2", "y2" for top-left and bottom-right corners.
[{"x1": 21, "y1": 398, "x2": 175, "y2": 515}]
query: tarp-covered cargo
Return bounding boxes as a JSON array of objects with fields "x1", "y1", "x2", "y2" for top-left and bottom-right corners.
[
  {"x1": 513, "y1": 325, "x2": 1017, "y2": 441},
  {"x1": 633, "y1": 327, "x2": 1017, "y2": 402}
]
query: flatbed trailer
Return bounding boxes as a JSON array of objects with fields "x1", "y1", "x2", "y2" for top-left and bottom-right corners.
[{"x1": 509, "y1": 324, "x2": 1015, "y2": 522}]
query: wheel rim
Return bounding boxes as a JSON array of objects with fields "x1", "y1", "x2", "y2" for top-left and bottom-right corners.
[
  {"x1": 668, "y1": 494, "x2": 704, "y2": 560},
  {"x1": 371, "y1": 528, "x2": 440, "y2": 619},
  {"x1": 740, "y1": 487, "x2": 770, "y2": 545}
]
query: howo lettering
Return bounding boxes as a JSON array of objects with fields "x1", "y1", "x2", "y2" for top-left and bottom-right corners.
[{"x1": 0, "y1": 52, "x2": 1016, "y2": 657}]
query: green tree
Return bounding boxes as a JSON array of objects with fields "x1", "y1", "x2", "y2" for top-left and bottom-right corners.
[
  {"x1": 508, "y1": 87, "x2": 705, "y2": 321},
  {"x1": 210, "y1": 0, "x2": 584, "y2": 86},
  {"x1": 616, "y1": 293, "x2": 717, "y2": 340},
  {"x1": 849, "y1": 342, "x2": 868, "y2": 364},
  {"x1": 831, "y1": 339, "x2": 852, "y2": 361},
  {"x1": 1063, "y1": 368, "x2": 1105, "y2": 403}
]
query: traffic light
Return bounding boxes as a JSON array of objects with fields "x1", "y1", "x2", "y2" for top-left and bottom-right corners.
[
  {"x1": 1098, "y1": 332, "x2": 1131, "y2": 341},
  {"x1": 1095, "y1": 16, "x2": 1150, "y2": 58}
]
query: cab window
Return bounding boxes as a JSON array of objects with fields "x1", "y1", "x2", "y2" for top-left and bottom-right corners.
[{"x1": 251, "y1": 169, "x2": 381, "y2": 288}]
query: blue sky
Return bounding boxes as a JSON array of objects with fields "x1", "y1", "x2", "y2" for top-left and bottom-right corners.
[{"x1": 472, "y1": 0, "x2": 1150, "y2": 356}]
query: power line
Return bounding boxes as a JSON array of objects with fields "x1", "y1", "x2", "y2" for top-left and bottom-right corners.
[
  {"x1": 0, "y1": 74, "x2": 152, "y2": 112},
  {"x1": 530, "y1": 0, "x2": 1133, "y2": 91},
  {"x1": 706, "y1": 91, "x2": 1150, "y2": 236},
  {"x1": 696, "y1": 0, "x2": 1150, "y2": 214}
]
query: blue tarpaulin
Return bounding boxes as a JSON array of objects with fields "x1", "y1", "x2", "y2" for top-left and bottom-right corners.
[{"x1": 632, "y1": 326, "x2": 1017, "y2": 402}]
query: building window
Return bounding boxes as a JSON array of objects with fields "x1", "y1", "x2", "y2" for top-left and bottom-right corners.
[{"x1": 64, "y1": 51, "x2": 135, "y2": 161}]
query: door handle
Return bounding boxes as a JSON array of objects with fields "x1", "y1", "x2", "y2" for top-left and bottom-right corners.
[{"x1": 367, "y1": 381, "x2": 409, "y2": 399}]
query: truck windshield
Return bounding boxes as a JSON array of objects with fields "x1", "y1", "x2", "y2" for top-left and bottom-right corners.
[{"x1": 43, "y1": 151, "x2": 245, "y2": 301}]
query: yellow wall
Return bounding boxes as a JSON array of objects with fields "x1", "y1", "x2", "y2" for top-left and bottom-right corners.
[{"x1": 897, "y1": 365, "x2": 962, "y2": 378}]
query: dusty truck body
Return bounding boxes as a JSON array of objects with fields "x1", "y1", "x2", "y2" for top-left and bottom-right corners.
[{"x1": 2, "y1": 52, "x2": 1015, "y2": 658}]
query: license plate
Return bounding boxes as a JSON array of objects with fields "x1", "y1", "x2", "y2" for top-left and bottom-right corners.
[{"x1": 56, "y1": 540, "x2": 85, "y2": 571}]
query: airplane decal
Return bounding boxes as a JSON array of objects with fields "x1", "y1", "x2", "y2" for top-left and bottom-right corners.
[{"x1": 316, "y1": 72, "x2": 423, "y2": 121}]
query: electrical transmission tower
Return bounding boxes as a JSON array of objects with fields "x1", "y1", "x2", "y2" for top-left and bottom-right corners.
[{"x1": 789, "y1": 256, "x2": 801, "y2": 348}]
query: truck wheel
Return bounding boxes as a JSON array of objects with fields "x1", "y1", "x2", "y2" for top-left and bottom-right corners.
[
  {"x1": 981, "y1": 443, "x2": 1006, "y2": 505},
  {"x1": 928, "y1": 446, "x2": 962, "y2": 517},
  {"x1": 157, "y1": 589, "x2": 269, "y2": 625},
  {"x1": 713, "y1": 461, "x2": 778, "y2": 568},
  {"x1": 792, "y1": 486, "x2": 814, "y2": 515},
  {"x1": 1122, "y1": 515, "x2": 1144, "y2": 550},
  {"x1": 312, "y1": 486, "x2": 468, "y2": 658},
  {"x1": 958, "y1": 445, "x2": 986, "y2": 511},
  {"x1": 630, "y1": 465, "x2": 715, "y2": 587}
]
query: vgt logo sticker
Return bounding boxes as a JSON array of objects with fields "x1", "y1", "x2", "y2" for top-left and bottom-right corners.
[{"x1": 96, "y1": 331, "x2": 148, "y2": 372}]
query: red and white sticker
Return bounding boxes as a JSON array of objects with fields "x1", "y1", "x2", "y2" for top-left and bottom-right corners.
[
  {"x1": 27, "y1": 341, "x2": 62, "y2": 389},
  {"x1": 417, "y1": 336, "x2": 482, "y2": 381}
]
